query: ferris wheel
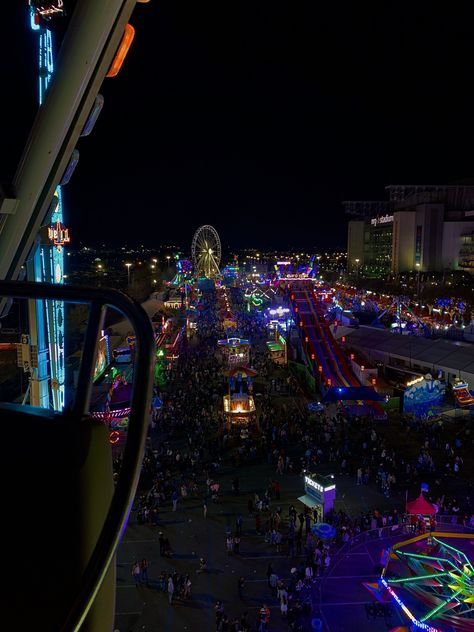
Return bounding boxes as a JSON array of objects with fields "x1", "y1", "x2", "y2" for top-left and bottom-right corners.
[{"x1": 191, "y1": 225, "x2": 221, "y2": 278}]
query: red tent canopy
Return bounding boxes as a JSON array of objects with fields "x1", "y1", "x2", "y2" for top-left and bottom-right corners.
[{"x1": 406, "y1": 494, "x2": 438, "y2": 515}]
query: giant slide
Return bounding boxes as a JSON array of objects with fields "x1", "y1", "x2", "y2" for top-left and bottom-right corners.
[{"x1": 291, "y1": 284, "x2": 386, "y2": 417}]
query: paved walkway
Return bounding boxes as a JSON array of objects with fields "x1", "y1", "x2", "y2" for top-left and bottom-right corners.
[{"x1": 115, "y1": 456, "x2": 406, "y2": 631}]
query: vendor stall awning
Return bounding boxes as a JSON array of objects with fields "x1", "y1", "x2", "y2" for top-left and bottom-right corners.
[
  {"x1": 266, "y1": 341, "x2": 284, "y2": 352},
  {"x1": 322, "y1": 386, "x2": 385, "y2": 402},
  {"x1": 298, "y1": 494, "x2": 320, "y2": 509},
  {"x1": 406, "y1": 493, "x2": 438, "y2": 515}
]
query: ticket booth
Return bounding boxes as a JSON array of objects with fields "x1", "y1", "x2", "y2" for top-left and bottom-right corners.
[{"x1": 298, "y1": 473, "x2": 336, "y2": 521}]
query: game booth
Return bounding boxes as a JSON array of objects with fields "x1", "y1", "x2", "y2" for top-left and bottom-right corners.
[
  {"x1": 223, "y1": 366, "x2": 258, "y2": 438},
  {"x1": 218, "y1": 337, "x2": 251, "y2": 368}
]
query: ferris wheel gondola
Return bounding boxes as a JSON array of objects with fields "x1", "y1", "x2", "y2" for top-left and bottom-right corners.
[{"x1": 191, "y1": 225, "x2": 221, "y2": 278}]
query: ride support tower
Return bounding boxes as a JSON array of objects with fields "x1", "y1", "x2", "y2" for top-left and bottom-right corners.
[{"x1": 28, "y1": 4, "x2": 68, "y2": 410}]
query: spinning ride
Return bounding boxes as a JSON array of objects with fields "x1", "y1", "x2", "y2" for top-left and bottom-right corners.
[
  {"x1": 378, "y1": 532, "x2": 474, "y2": 631},
  {"x1": 191, "y1": 225, "x2": 221, "y2": 278}
]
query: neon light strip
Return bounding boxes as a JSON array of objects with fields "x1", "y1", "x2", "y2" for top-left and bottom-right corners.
[
  {"x1": 420, "y1": 588, "x2": 464, "y2": 622},
  {"x1": 432, "y1": 537, "x2": 474, "y2": 573},
  {"x1": 398, "y1": 551, "x2": 471, "y2": 581},
  {"x1": 380, "y1": 578, "x2": 441, "y2": 631},
  {"x1": 32, "y1": 17, "x2": 66, "y2": 410},
  {"x1": 388, "y1": 572, "x2": 450, "y2": 584}
]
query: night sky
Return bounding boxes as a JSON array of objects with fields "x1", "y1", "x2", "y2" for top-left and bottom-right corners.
[{"x1": 3, "y1": 3, "x2": 474, "y2": 252}]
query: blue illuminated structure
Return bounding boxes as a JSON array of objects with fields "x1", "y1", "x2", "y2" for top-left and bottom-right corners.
[{"x1": 29, "y1": 4, "x2": 67, "y2": 410}]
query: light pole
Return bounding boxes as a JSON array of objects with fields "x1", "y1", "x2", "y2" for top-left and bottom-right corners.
[
  {"x1": 355, "y1": 258, "x2": 360, "y2": 283},
  {"x1": 125, "y1": 262, "x2": 132, "y2": 289}
]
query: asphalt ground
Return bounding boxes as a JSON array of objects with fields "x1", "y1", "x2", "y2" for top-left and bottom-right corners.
[{"x1": 114, "y1": 456, "x2": 402, "y2": 632}]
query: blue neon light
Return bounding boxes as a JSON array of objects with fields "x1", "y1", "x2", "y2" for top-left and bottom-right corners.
[
  {"x1": 380, "y1": 578, "x2": 440, "y2": 632},
  {"x1": 31, "y1": 13, "x2": 66, "y2": 410}
]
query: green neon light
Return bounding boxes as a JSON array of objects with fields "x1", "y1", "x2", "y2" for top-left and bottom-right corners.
[
  {"x1": 420, "y1": 588, "x2": 464, "y2": 622},
  {"x1": 397, "y1": 551, "x2": 451, "y2": 564},
  {"x1": 398, "y1": 550, "x2": 471, "y2": 582},
  {"x1": 388, "y1": 572, "x2": 450, "y2": 584},
  {"x1": 432, "y1": 537, "x2": 474, "y2": 573}
]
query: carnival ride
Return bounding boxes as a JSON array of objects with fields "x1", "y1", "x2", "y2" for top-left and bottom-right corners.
[
  {"x1": 0, "y1": 2, "x2": 159, "y2": 628},
  {"x1": 27, "y1": 2, "x2": 70, "y2": 411},
  {"x1": 218, "y1": 337, "x2": 251, "y2": 368},
  {"x1": 371, "y1": 295, "x2": 432, "y2": 336},
  {"x1": 191, "y1": 225, "x2": 221, "y2": 279},
  {"x1": 0, "y1": 280, "x2": 155, "y2": 631},
  {"x1": 264, "y1": 305, "x2": 292, "y2": 332},
  {"x1": 243, "y1": 283, "x2": 276, "y2": 309},
  {"x1": 1, "y1": 0, "x2": 141, "y2": 414},
  {"x1": 378, "y1": 532, "x2": 474, "y2": 632},
  {"x1": 452, "y1": 380, "x2": 474, "y2": 407},
  {"x1": 272, "y1": 256, "x2": 318, "y2": 285},
  {"x1": 403, "y1": 375, "x2": 446, "y2": 418},
  {"x1": 290, "y1": 283, "x2": 386, "y2": 418},
  {"x1": 170, "y1": 258, "x2": 193, "y2": 286},
  {"x1": 218, "y1": 287, "x2": 238, "y2": 330}
]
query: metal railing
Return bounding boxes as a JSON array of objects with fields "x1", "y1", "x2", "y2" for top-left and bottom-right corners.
[{"x1": 317, "y1": 518, "x2": 474, "y2": 617}]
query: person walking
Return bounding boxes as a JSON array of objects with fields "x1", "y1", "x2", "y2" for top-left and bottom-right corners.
[
  {"x1": 167, "y1": 575, "x2": 174, "y2": 604},
  {"x1": 266, "y1": 563, "x2": 274, "y2": 587},
  {"x1": 131, "y1": 561, "x2": 141, "y2": 587},
  {"x1": 172, "y1": 490, "x2": 179, "y2": 512},
  {"x1": 183, "y1": 574, "x2": 192, "y2": 600},
  {"x1": 158, "y1": 532, "x2": 165, "y2": 556},
  {"x1": 240, "y1": 611, "x2": 249, "y2": 632},
  {"x1": 236, "y1": 514, "x2": 243, "y2": 535},
  {"x1": 140, "y1": 558, "x2": 149, "y2": 586},
  {"x1": 215, "y1": 601, "x2": 224, "y2": 629},
  {"x1": 203, "y1": 499, "x2": 208, "y2": 519},
  {"x1": 234, "y1": 534, "x2": 241, "y2": 554},
  {"x1": 238, "y1": 576, "x2": 245, "y2": 600},
  {"x1": 269, "y1": 571, "x2": 279, "y2": 595}
]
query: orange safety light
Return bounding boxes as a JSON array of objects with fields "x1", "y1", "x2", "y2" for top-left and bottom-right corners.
[
  {"x1": 305, "y1": 336, "x2": 309, "y2": 343},
  {"x1": 341, "y1": 336, "x2": 346, "y2": 343},
  {"x1": 371, "y1": 377, "x2": 377, "y2": 386},
  {"x1": 327, "y1": 378, "x2": 332, "y2": 386},
  {"x1": 361, "y1": 365, "x2": 365, "y2": 371},
  {"x1": 311, "y1": 353, "x2": 315, "y2": 360},
  {"x1": 295, "y1": 306, "x2": 299, "y2": 313},
  {"x1": 109, "y1": 430, "x2": 120, "y2": 445},
  {"x1": 106, "y1": 23, "x2": 135, "y2": 78},
  {"x1": 318, "y1": 365, "x2": 322, "y2": 373},
  {"x1": 350, "y1": 353, "x2": 355, "y2": 360},
  {"x1": 291, "y1": 294, "x2": 295, "y2": 300}
]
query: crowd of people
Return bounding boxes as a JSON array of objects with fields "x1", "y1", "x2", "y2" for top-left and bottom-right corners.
[{"x1": 114, "y1": 284, "x2": 474, "y2": 631}]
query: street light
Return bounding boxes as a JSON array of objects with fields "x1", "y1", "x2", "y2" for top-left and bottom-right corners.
[
  {"x1": 355, "y1": 258, "x2": 360, "y2": 283},
  {"x1": 415, "y1": 262, "x2": 421, "y2": 297},
  {"x1": 125, "y1": 262, "x2": 132, "y2": 288}
]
